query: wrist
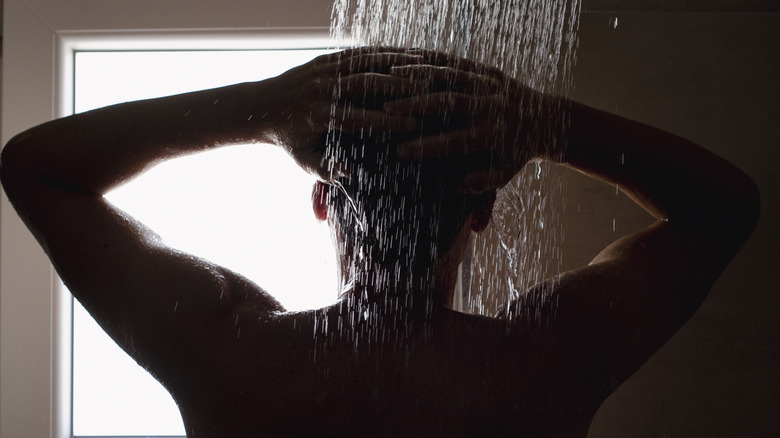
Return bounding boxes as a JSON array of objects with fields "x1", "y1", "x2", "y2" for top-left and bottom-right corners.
[
  {"x1": 242, "y1": 78, "x2": 289, "y2": 146},
  {"x1": 508, "y1": 90, "x2": 565, "y2": 164},
  {"x1": 174, "y1": 80, "x2": 282, "y2": 148}
]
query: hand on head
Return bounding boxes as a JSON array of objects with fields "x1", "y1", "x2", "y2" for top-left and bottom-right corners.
[
  {"x1": 270, "y1": 47, "x2": 431, "y2": 181},
  {"x1": 383, "y1": 53, "x2": 547, "y2": 193},
  {"x1": 275, "y1": 46, "x2": 543, "y2": 195}
]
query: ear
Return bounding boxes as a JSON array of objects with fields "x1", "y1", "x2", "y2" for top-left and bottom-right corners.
[
  {"x1": 312, "y1": 181, "x2": 329, "y2": 222},
  {"x1": 470, "y1": 190, "x2": 496, "y2": 233}
]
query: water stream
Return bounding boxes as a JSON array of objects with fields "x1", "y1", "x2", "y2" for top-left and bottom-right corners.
[{"x1": 329, "y1": 0, "x2": 581, "y2": 318}]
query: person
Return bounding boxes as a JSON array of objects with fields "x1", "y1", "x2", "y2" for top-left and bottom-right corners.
[{"x1": 0, "y1": 47, "x2": 759, "y2": 437}]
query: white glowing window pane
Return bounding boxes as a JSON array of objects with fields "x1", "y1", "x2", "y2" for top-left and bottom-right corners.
[{"x1": 73, "y1": 49, "x2": 336, "y2": 437}]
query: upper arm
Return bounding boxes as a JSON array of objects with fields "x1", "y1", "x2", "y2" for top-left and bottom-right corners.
[
  {"x1": 511, "y1": 213, "x2": 756, "y2": 400},
  {"x1": 8, "y1": 176, "x2": 284, "y2": 385}
]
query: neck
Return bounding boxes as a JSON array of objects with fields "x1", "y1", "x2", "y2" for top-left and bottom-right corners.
[
  {"x1": 337, "y1": 253, "x2": 461, "y2": 312},
  {"x1": 333, "y1": 223, "x2": 472, "y2": 313}
]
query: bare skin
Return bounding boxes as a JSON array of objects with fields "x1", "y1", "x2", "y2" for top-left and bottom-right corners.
[{"x1": 0, "y1": 48, "x2": 759, "y2": 437}]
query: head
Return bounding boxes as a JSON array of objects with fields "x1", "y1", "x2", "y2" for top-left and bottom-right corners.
[{"x1": 312, "y1": 132, "x2": 495, "y2": 290}]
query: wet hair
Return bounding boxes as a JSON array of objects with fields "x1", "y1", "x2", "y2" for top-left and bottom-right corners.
[{"x1": 325, "y1": 131, "x2": 482, "y2": 271}]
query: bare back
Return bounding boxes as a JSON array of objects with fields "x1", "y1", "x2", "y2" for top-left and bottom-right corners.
[{"x1": 165, "y1": 301, "x2": 593, "y2": 437}]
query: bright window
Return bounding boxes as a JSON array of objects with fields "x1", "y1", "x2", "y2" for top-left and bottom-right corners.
[{"x1": 72, "y1": 48, "x2": 336, "y2": 437}]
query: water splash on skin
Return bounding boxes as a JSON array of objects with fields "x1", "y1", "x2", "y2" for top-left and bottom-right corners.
[{"x1": 331, "y1": 179, "x2": 365, "y2": 232}]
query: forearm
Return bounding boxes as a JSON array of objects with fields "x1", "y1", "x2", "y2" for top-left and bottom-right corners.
[
  {"x1": 2, "y1": 79, "x2": 279, "y2": 195},
  {"x1": 557, "y1": 101, "x2": 759, "y2": 236}
]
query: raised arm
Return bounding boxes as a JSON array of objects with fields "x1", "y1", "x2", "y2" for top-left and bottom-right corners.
[
  {"x1": 2, "y1": 49, "x2": 425, "y2": 195},
  {"x1": 564, "y1": 101, "x2": 759, "y2": 242},
  {"x1": 550, "y1": 98, "x2": 759, "y2": 327},
  {"x1": 528, "y1": 101, "x2": 759, "y2": 407},
  {"x1": 0, "y1": 48, "x2": 425, "y2": 387},
  {"x1": 386, "y1": 61, "x2": 760, "y2": 401}
]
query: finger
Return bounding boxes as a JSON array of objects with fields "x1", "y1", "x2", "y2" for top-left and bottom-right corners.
[
  {"x1": 385, "y1": 92, "x2": 499, "y2": 116},
  {"x1": 411, "y1": 50, "x2": 505, "y2": 78},
  {"x1": 311, "y1": 47, "x2": 395, "y2": 67},
  {"x1": 315, "y1": 48, "x2": 505, "y2": 79},
  {"x1": 336, "y1": 72, "x2": 431, "y2": 99},
  {"x1": 396, "y1": 128, "x2": 492, "y2": 159},
  {"x1": 330, "y1": 105, "x2": 417, "y2": 133},
  {"x1": 389, "y1": 65, "x2": 502, "y2": 94},
  {"x1": 314, "y1": 46, "x2": 415, "y2": 64},
  {"x1": 324, "y1": 52, "x2": 427, "y2": 75},
  {"x1": 305, "y1": 100, "x2": 417, "y2": 133},
  {"x1": 384, "y1": 93, "x2": 465, "y2": 116}
]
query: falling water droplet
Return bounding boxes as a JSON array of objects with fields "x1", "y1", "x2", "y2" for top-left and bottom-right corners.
[{"x1": 330, "y1": 0, "x2": 582, "y2": 321}]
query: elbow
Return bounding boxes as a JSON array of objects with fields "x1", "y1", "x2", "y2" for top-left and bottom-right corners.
[
  {"x1": 710, "y1": 170, "x2": 760, "y2": 248},
  {"x1": 737, "y1": 175, "x2": 761, "y2": 241},
  {"x1": 1, "y1": 129, "x2": 51, "y2": 203},
  {"x1": 0, "y1": 132, "x2": 31, "y2": 196},
  {"x1": 722, "y1": 159, "x2": 761, "y2": 242},
  {"x1": 667, "y1": 168, "x2": 760, "y2": 249}
]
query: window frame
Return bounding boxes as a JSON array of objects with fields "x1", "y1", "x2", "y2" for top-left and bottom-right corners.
[{"x1": 1, "y1": 1, "x2": 334, "y2": 437}]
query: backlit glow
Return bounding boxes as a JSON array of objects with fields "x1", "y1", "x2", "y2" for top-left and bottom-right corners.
[{"x1": 73, "y1": 48, "x2": 336, "y2": 436}]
